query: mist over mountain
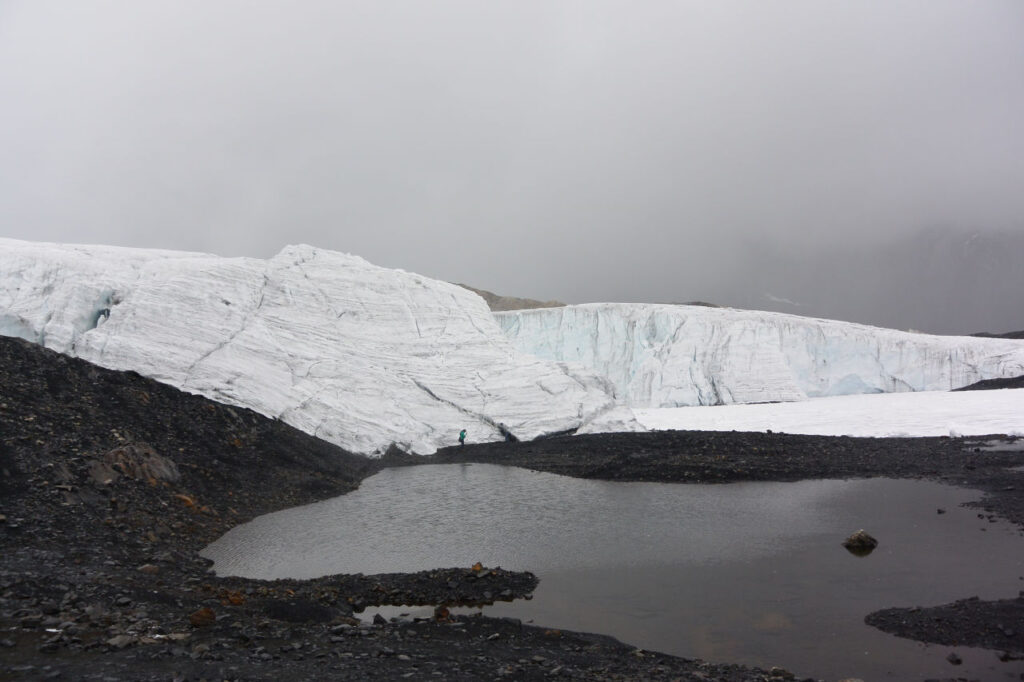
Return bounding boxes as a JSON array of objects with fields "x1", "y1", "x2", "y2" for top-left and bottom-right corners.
[{"x1": 718, "y1": 228, "x2": 1024, "y2": 336}]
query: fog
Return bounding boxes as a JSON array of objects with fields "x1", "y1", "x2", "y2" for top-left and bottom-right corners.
[{"x1": 2, "y1": 1, "x2": 1022, "y2": 333}]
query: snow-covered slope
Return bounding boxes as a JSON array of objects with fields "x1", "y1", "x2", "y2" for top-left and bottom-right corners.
[
  {"x1": 635, "y1": 389, "x2": 1024, "y2": 438},
  {"x1": 497, "y1": 304, "x2": 1024, "y2": 407},
  {"x1": 0, "y1": 239, "x2": 619, "y2": 454}
]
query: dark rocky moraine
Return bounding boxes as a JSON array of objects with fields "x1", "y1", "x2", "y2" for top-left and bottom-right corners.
[
  {"x1": 3, "y1": 333, "x2": 1024, "y2": 680},
  {"x1": 954, "y1": 374, "x2": 1024, "y2": 391},
  {"x1": 971, "y1": 330, "x2": 1024, "y2": 340},
  {"x1": 866, "y1": 595, "x2": 1024, "y2": 655},
  {"x1": 0, "y1": 336, "x2": 780, "y2": 681}
]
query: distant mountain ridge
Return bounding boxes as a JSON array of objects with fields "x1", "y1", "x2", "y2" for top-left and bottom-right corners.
[
  {"x1": 455, "y1": 284, "x2": 564, "y2": 312},
  {"x1": 972, "y1": 330, "x2": 1024, "y2": 340}
]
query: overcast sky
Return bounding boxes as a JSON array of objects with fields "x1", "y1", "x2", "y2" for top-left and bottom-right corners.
[{"x1": 2, "y1": 1, "x2": 1023, "y2": 317}]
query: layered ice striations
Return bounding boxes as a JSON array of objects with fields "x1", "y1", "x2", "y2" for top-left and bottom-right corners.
[
  {"x1": 496, "y1": 304, "x2": 1024, "y2": 407},
  {"x1": 0, "y1": 239, "x2": 617, "y2": 454},
  {"x1": 6, "y1": 237, "x2": 1022, "y2": 453}
]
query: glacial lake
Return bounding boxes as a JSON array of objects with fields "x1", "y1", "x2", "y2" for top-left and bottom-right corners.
[{"x1": 203, "y1": 464, "x2": 1024, "y2": 681}]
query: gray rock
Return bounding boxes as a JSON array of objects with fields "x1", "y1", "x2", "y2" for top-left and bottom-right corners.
[
  {"x1": 106, "y1": 634, "x2": 135, "y2": 649},
  {"x1": 20, "y1": 614, "x2": 43, "y2": 628},
  {"x1": 101, "y1": 444, "x2": 181, "y2": 483}
]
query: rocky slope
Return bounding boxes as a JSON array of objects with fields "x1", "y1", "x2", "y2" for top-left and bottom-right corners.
[
  {"x1": 6, "y1": 334, "x2": 1024, "y2": 679},
  {"x1": 454, "y1": 284, "x2": 564, "y2": 312},
  {"x1": 0, "y1": 334, "x2": 785, "y2": 681}
]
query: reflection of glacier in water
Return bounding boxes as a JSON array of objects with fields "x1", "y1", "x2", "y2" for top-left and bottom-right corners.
[{"x1": 203, "y1": 464, "x2": 1024, "y2": 681}]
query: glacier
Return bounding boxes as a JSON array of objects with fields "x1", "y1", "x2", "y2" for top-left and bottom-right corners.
[
  {"x1": 0, "y1": 239, "x2": 619, "y2": 454},
  {"x1": 496, "y1": 304, "x2": 1024, "y2": 407},
  {"x1": 5, "y1": 238, "x2": 1023, "y2": 454}
]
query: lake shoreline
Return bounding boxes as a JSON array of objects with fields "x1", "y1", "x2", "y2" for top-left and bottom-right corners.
[{"x1": 3, "y1": 335, "x2": 1023, "y2": 680}]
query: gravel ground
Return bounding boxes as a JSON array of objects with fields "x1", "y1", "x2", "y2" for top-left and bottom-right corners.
[{"x1": 3, "y1": 334, "x2": 1024, "y2": 681}]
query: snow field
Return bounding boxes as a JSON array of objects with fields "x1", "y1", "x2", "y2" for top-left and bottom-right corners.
[{"x1": 634, "y1": 389, "x2": 1024, "y2": 438}]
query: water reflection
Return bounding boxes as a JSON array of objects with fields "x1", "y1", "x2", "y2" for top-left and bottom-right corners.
[{"x1": 203, "y1": 464, "x2": 1024, "y2": 681}]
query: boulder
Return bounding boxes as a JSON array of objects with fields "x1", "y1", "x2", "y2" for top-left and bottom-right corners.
[
  {"x1": 106, "y1": 634, "x2": 135, "y2": 649},
  {"x1": 102, "y1": 443, "x2": 181, "y2": 483},
  {"x1": 188, "y1": 607, "x2": 216, "y2": 627},
  {"x1": 842, "y1": 529, "x2": 878, "y2": 556}
]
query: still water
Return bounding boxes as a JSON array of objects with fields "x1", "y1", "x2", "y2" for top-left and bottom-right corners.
[{"x1": 203, "y1": 464, "x2": 1024, "y2": 681}]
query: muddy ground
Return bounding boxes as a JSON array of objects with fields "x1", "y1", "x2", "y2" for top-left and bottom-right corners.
[{"x1": 3, "y1": 334, "x2": 1024, "y2": 680}]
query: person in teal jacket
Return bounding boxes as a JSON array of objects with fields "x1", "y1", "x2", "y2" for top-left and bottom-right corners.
[{"x1": 458, "y1": 429, "x2": 467, "y2": 446}]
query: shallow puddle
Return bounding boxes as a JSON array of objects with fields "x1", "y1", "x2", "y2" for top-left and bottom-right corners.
[{"x1": 203, "y1": 464, "x2": 1024, "y2": 681}]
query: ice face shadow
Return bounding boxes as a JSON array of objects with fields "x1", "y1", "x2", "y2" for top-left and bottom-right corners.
[{"x1": 203, "y1": 464, "x2": 1024, "y2": 681}]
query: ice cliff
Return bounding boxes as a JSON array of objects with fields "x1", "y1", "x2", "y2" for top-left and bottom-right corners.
[
  {"x1": 6, "y1": 238, "x2": 1022, "y2": 453},
  {"x1": 496, "y1": 304, "x2": 1024, "y2": 407},
  {"x1": 0, "y1": 239, "x2": 618, "y2": 454}
]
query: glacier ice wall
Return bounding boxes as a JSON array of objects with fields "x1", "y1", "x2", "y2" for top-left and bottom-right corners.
[
  {"x1": 0, "y1": 239, "x2": 619, "y2": 454},
  {"x1": 496, "y1": 304, "x2": 1024, "y2": 407}
]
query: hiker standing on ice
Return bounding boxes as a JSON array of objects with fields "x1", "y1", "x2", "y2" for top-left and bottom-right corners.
[{"x1": 458, "y1": 429, "x2": 466, "y2": 446}]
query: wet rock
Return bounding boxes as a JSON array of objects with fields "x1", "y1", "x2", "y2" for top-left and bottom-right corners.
[
  {"x1": 137, "y1": 564, "x2": 159, "y2": 575},
  {"x1": 262, "y1": 598, "x2": 336, "y2": 623},
  {"x1": 946, "y1": 651, "x2": 962, "y2": 665},
  {"x1": 842, "y1": 529, "x2": 878, "y2": 556}
]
